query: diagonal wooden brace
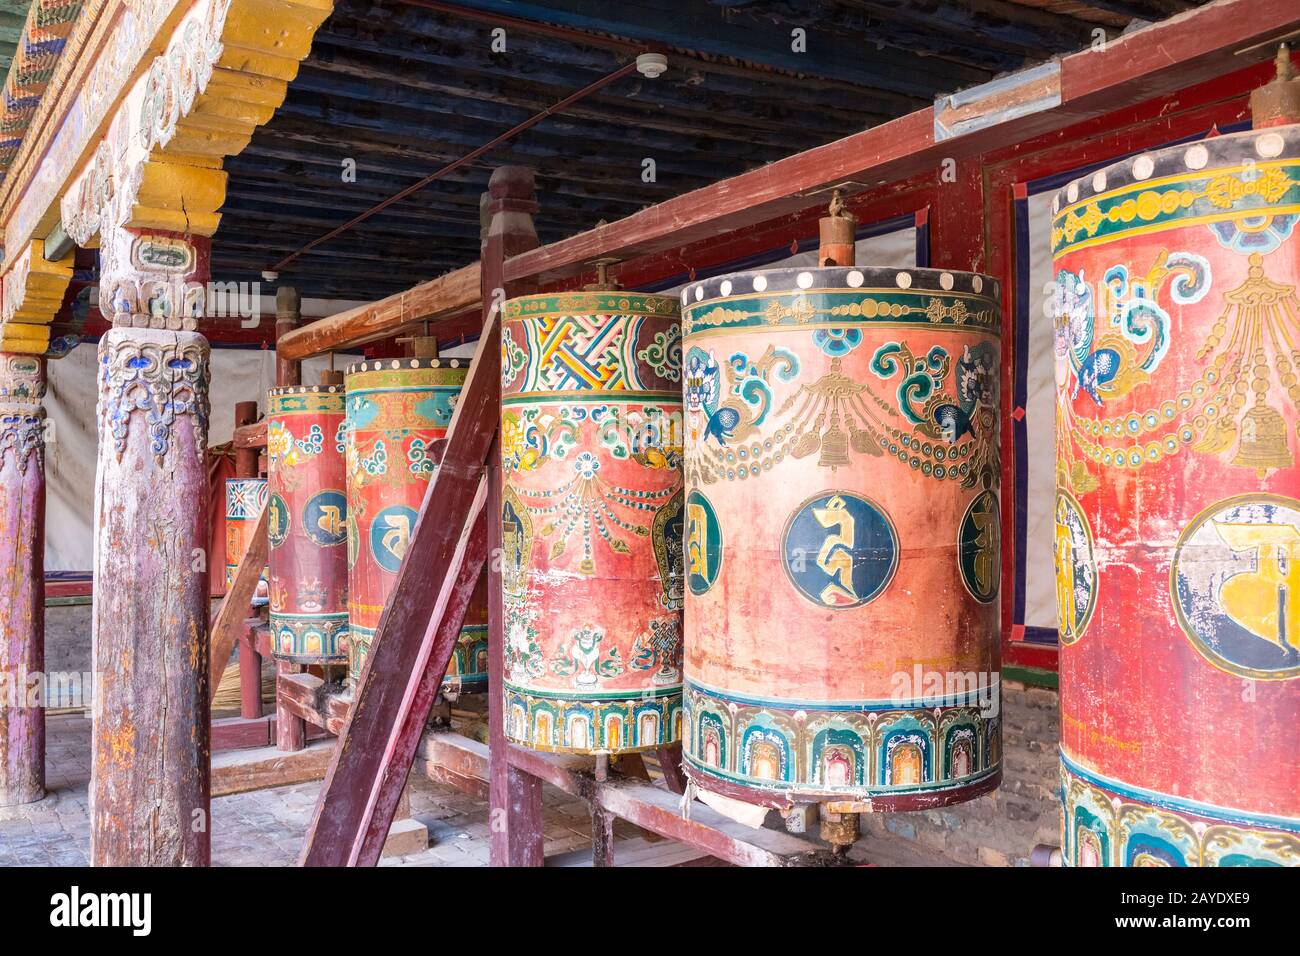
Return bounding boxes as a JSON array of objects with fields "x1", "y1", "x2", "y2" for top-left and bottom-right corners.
[
  {"x1": 298, "y1": 305, "x2": 502, "y2": 866},
  {"x1": 209, "y1": 506, "x2": 269, "y2": 697}
]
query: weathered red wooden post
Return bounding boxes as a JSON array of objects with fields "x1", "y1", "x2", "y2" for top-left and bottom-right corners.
[
  {"x1": 482, "y1": 167, "x2": 546, "y2": 867},
  {"x1": 276, "y1": 287, "x2": 302, "y2": 388},
  {"x1": 0, "y1": 353, "x2": 46, "y2": 806},
  {"x1": 90, "y1": 226, "x2": 212, "y2": 865}
]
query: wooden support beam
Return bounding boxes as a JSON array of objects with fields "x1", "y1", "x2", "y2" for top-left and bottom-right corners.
[
  {"x1": 420, "y1": 730, "x2": 838, "y2": 867},
  {"x1": 498, "y1": 0, "x2": 1300, "y2": 286},
  {"x1": 276, "y1": 661, "x2": 307, "y2": 752},
  {"x1": 0, "y1": 353, "x2": 45, "y2": 807},
  {"x1": 275, "y1": 287, "x2": 303, "y2": 387},
  {"x1": 298, "y1": 415, "x2": 493, "y2": 866},
  {"x1": 297, "y1": 171, "x2": 536, "y2": 866},
  {"x1": 239, "y1": 621, "x2": 263, "y2": 720},
  {"x1": 233, "y1": 400, "x2": 260, "y2": 476},
  {"x1": 277, "y1": 672, "x2": 352, "y2": 735},
  {"x1": 233, "y1": 419, "x2": 267, "y2": 450},
  {"x1": 207, "y1": 508, "x2": 269, "y2": 697},
  {"x1": 212, "y1": 740, "x2": 335, "y2": 797},
  {"x1": 482, "y1": 168, "x2": 545, "y2": 868},
  {"x1": 275, "y1": 263, "x2": 480, "y2": 360},
  {"x1": 657, "y1": 745, "x2": 687, "y2": 796}
]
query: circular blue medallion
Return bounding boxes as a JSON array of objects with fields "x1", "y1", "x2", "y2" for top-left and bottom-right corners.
[
  {"x1": 304, "y1": 490, "x2": 348, "y2": 547},
  {"x1": 370, "y1": 504, "x2": 419, "y2": 573},
  {"x1": 781, "y1": 491, "x2": 897, "y2": 609}
]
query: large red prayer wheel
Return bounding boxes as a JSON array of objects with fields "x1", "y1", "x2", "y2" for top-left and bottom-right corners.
[
  {"x1": 679, "y1": 265, "x2": 1003, "y2": 807},
  {"x1": 1052, "y1": 123, "x2": 1300, "y2": 865},
  {"x1": 224, "y1": 477, "x2": 268, "y2": 607},
  {"x1": 266, "y1": 384, "x2": 349, "y2": 665},
  {"x1": 344, "y1": 356, "x2": 487, "y2": 693},
  {"x1": 500, "y1": 290, "x2": 684, "y2": 754}
]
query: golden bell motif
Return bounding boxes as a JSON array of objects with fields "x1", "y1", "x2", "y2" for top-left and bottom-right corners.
[
  {"x1": 1231, "y1": 402, "x2": 1293, "y2": 478},
  {"x1": 818, "y1": 412, "x2": 851, "y2": 470}
]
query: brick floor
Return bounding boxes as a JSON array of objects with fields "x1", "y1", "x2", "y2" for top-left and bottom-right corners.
[
  {"x1": 1, "y1": 714, "x2": 955, "y2": 866},
  {"x1": 0, "y1": 717, "x2": 707, "y2": 868},
  {"x1": 0, "y1": 714, "x2": 655, "y2": 867}
]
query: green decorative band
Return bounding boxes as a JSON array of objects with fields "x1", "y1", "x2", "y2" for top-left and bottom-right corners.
[
  {"x1": 683, "y1": 289, "x2": 1000, "y2": 339},
  {"x1": 1060, "y1": 753, "x2": 1300, "y2": 867},
  {"x1": 268, "y1": 386, "x2": 345, "y2": 415},
  {"x1": 351, "y1": 623, "x2": 489, "y2": 688},
  {"x1": 269, "y1": 612, "x2": 348, "y2": 663},
  {"x1": 682, "y1": 679, "x2": 1000, "y2": 798},
  {"x1": 1053, "y1": 159, "x2": 1300, "y2": 257},
  {"x1": 502, "y1": 390, "x2": 682, "y2": 405},
  {"x1": 345, "y1": 357, "x2": 466, "y2": 376},
  {"x1": 504, "y1": 291, "x2": 679, "y2": 321},
  {"x1": 345, "y1": 384, "x2": 466, "y2": 399},
  {"x1": 503, "y1": 682, "x2": 682, "y2": 753}
]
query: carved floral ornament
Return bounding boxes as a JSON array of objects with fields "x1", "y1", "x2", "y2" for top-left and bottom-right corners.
[
  {"x1": 60, "y1": 0, "x2": 231, "y2": 248},
  {"x1": 0, "y1": 246, "x2": 33, "y2": 325},
  {"x1": 98, "y1": 329, "x2": 210, "y2": 462},
  {"x1": 0, "y1": 353, "x2": 46, "y2": 473}
]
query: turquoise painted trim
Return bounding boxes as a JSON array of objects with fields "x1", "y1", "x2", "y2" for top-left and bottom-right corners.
[
  {"x1": 503, "y1": 681, "x2": 681, "y2": 702},
  {"x1": 684, "y1": 675, "x2": 998, "y2": 712},
  {"x1": 685, "y1": 751, "x2": 998, "y2": 795},
  {"x1": 502, "y1": 391, "x2": 681, "y2": 405},
  {"x1": 270, "y1": 612, "x2": 349, "y2": 621},
  {"x1": 346, "y1": 386, "x2": 464, "y2": 398},
  {"x1": 1060, "y1": 751, "x2": 1300, "y2": 833}
]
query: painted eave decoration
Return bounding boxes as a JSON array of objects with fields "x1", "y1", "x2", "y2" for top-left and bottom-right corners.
[
  {"x1": 0, "y1": 0, "x2": 87, "y2": 183},
  {"x1": 0, "y1": 0, "x2": 332, "y2": 355}
]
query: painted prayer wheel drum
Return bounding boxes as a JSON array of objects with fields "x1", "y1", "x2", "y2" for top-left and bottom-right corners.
[
  {"x1": 266, "y1": 385, "x2": 350, "y2": 664},
  {"x1": 501, "y1": 290, "x2": 684, "y2": 753},
  {"x1": 1052, "y1": 126, "x2": 1300, "y2": 866},
  {"x1": 224, "y1": 478, "x2": 269, "y2": 607},
  {"x1": 680, "y1": 266, "x2": 1003, "y2": 806},
  {"x1": 343, "y1": 357, "x2": 487, "y2": 692}
]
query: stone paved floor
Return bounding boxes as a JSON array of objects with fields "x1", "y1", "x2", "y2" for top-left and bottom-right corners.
[
  {"x1": 0, "y1": 714, "x2": 643, "y2": 867},
  {"x1": 1, "y1": 714, "x2": 951, "y2": 866}
]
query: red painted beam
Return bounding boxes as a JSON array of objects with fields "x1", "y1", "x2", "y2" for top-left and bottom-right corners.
[
  {"x1": 502, "y1": 0, "x2": 1299, "y2": 285},
  {"x1": 482, "y1": 169, "x2": 546, "y2": 868}
]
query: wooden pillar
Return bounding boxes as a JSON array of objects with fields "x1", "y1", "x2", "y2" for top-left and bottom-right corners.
[
  {"x1": 233, "y1": 400, "x2": 263, "y2": 720},
  {"x1": 275, "y1": 287, "x2": 301, "y2": 388},
  {"x1": 482, "y1": 167, "x2": 545, "y2": 867},
  {"x1": 0, "y1": 353, "x2": 45, "y2": 806},
  {"x1": 273, "y1": 286, "x2": 307, "y2": 751},
  {"x1": 90, "y1": 226, "x2": 212, "y2": 866}
]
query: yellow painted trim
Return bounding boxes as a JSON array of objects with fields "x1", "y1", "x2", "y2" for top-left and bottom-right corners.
[{"x1": 0, "y1": 240, "x2": 75, "y2": 345}]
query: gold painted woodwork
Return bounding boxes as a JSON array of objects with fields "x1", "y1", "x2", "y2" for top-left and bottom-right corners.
[
  {"x1": 0, "y1": 240, "x2": 75, "y2": 354},
  {"x1": 0, "y1": 0, "x2": 331, "y2": 337}
]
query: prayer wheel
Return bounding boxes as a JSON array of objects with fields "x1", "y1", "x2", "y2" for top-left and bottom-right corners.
[
  {"x1": 344, "y1": 355, "x2": 487, "y2": 693},
  {"x1": 500, "y1": 289, "x2": 684, "y2": 753},
  {"x1": 680, "y1": 263, "x2": 1003, "y2": 808},
  {"x1": 1051, "y1": 109, "x2": 1300, "y2": 863},
  {"x1": 224, "y1": 477, "x2": 269, "y2": 607},
  {"x1": 266, "y1": 383, "x2": 349, "y2": 664}
]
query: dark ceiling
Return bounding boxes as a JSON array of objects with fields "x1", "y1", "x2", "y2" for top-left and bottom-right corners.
[{"x1": 210, "y1": 0, "x2": 1206, "y2": 300}]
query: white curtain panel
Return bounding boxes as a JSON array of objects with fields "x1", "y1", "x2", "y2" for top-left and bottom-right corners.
[{"x1": 43, "y1": 344, "x2": 359, "y2": 571}]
